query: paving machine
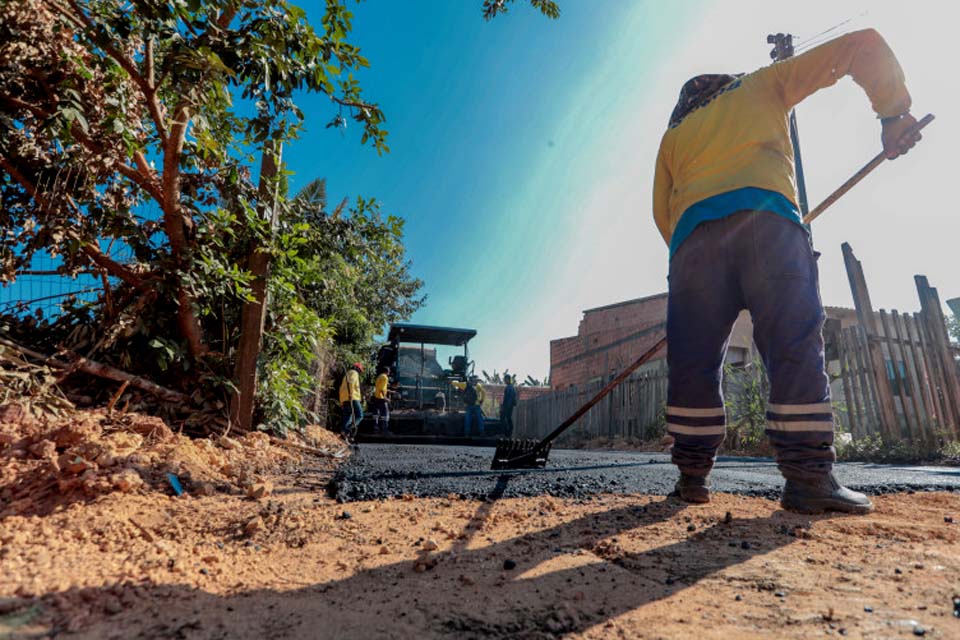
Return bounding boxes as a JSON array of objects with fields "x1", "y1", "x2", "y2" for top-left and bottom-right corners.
[{"x1": 355, "y1": 323, "x2": 508, "y2": 442}]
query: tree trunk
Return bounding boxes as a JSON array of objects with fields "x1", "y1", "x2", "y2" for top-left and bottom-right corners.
[{"x1": 229, "y1": 140, "x2": 283, "y2": 432}]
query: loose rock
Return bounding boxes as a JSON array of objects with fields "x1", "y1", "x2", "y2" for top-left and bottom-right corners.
[
  {"x1": 244, "y1": 516, "x2": 264, "y2": 536},
  {"x1": 111, "y1": 469, "x2": 144, "y2": 493},
  {"x1": 246, "y1": 482, "x2": 273, "y2": 500},
  {"x1": 218, "y1": 436, "x2": 241, "y2": 450}
]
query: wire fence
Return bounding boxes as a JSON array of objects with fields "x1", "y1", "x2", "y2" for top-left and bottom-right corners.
[
  {"x1": 0, "y1": 164, "x2": 153, "y2": 320},
  {"x1": 0, "y1": 242, "x2": 136, "y2": 320}
]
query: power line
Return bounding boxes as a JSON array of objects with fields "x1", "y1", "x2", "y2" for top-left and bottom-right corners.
[
  {"x1": 795, "y1": 16, "x2": 855, "y2": 46},
  {"x1": 793, "y1": 11, "x2": 870, "y2": 54}
]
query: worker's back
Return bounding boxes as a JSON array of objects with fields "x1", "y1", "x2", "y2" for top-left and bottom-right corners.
[
  {"x1": 657, "y1": 71, "x2": 793, "y2": 225},
  {"x1": 653, "y1": 29, "x2": 910, "y2": 251},
  {"x1": 339, "y1": 369, "x2": 361, "y2": 403}
]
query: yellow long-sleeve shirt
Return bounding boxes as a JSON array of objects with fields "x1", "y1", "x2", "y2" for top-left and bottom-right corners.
[
  {"x1": 339, "y1": 369, "x2": 361, "y2": 403},
  {"x1": 653, "y1": 29, "x2": 911, "y2": 247},
  {"x1": 374, "y1": 373, "x2": 389, "y2": 400},
  {"x1": 451, "y1": 381, "x2": 485, "y2": 405}
]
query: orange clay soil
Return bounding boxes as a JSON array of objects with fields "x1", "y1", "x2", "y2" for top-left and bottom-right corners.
[{"x1": 3, "y1": 446, "x2": 960, "y2": 640}]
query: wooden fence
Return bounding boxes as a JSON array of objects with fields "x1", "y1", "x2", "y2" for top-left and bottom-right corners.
[
  {"x1": 516, "y1": 244, "x2": 958, "y2": 449},
  {"x1": 835, "y1": 244, "x2": 960, "y2": 443},
  {"x1": 514, "y1": 365, "x2": 667, "y2": 444}
]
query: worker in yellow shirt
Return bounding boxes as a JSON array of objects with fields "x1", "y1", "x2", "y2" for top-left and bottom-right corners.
[
  {"x1": 653, "y1": 29, "x2": 920, "y2": 514},
  {"x1": 338, "y1": 362, "x2": 364, "y2": 440},
  {"x1": 369, "y1": 367, "x2": 391, "y2": 435},
  {"x1": 452, "y1": 376, "x2": 485, "y2": 437}
]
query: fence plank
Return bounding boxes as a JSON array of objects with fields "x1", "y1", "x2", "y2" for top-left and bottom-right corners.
[
  {"x1": 851, "y1": 326, "x2": 880, "y2": 436},
  {"x1": 879, "y1": 310, "x2": 914, "y2": 440},
  {"x1": 838, "y1": 328, "x2": 860, "y2": 438},
  {"x1": 914, "y1": 310, "x2": 955, "y2": 433},
  {"x1": 916, "y1": 276, "x2": 960, "y2": 438},
  {"x1": 907, "y1": 313, "x2": 940, "y2": 430},
  {"x1": 842, "y1": 242, "x2": 900, "y2": 440},
  {"x1": 892, "y1": 310, "x2": 929, "y2": 444}
]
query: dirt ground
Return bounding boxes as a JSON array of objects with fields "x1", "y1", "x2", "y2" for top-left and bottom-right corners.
[{"x1": 3, "y1": 425, "x2": 960, "y2": 640}]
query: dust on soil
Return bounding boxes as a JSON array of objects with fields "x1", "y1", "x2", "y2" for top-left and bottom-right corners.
[{"x1": 3, "y1": 412, "x2": 959, "y2": 640}]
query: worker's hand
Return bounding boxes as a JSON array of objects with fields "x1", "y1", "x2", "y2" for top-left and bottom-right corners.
[{"x1": 881, "y1": 113, "x2": 921, "y2": 159}]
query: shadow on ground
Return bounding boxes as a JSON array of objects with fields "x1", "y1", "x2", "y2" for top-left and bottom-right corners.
[{"x1": 23, "y1": 481, "x2": 843, "y2": 640}]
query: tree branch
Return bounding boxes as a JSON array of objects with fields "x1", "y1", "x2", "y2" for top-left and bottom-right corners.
[
  {"x1": 145, "y1": 36, "x2": 155, "y2": 90},
  {"x1": 159, "y1": 102, "x2": 207, "y2": 358},
  {"x1": 0, "y1": 156, "x2": 146, "y2": 288},
  {"x1": 80, "y1": 242, "x2": 144, "y2": 287},
  {"x1": 54, "y1": 0, "x2": 168, "y2": 143},
  {"x1": 68, "y1": 125, "x2": 164, "y2": 203},
  {"x1": 0, "y1": 91, "x2": 164, "y2": 203},
  {"x1": 161, "y1": 104, "x2": 191, "y2": 257},
  {"x1": 0, "y1": 92, "x2": 49, "y2": 121},
  {"x1": 0, "y1": 336, "x2": 191, "y2": 405},
  {"x1": 332, "y1": 96, "x2": 378, "y2": 112},
  {"x1": 216, "y1": 4, "x2": 240, "y2": 29}
]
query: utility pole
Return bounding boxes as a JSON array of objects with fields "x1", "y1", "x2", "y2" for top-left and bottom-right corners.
[{"x1": 768, "y1": 33, "x2": 811, "y2": 235}]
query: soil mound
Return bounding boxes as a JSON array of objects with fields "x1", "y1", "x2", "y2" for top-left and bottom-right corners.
[{"x1": 0, "y1": 403, "x2": 346, "y2": 517}]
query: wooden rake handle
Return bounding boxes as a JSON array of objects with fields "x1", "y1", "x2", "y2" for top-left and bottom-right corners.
[{"x1": 803, "y1": 113, "x2": 935, "y2": 225}]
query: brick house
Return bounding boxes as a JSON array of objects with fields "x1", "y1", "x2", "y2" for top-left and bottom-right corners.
[
  {"x1": 550, "y1": 293, "x2": 756, "y2": 389},
  {"x1": 548, "y1": 294, "x2": 864, "y2": 390}
]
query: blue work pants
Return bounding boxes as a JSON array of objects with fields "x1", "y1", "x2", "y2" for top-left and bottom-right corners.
[{"x1": 666, "y1": 211, "x2": 834, "y2": 481}]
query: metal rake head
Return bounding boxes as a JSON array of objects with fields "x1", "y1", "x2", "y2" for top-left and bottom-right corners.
[{"x1": 490, "y1": 438, "x2": 551, "y2": 470}]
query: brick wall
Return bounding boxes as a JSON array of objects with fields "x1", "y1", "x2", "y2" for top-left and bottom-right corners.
[{"x1": 550, "y1": 292, "x2": 757, "y2": 389}]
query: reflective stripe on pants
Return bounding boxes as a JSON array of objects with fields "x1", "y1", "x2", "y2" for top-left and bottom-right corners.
[{"x1": 667, "y1": 211, "x2": 835, "y2": 480}]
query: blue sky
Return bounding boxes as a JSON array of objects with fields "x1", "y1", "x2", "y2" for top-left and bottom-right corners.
[
  {"x1": 286, "y1": 0, "x2": 696, "y2": 379},
  {"x1": 277, "y1": 0, "x2": 957, "y2": 381},
  {"x1": 7, "y1": 0, "x2": 955, "y2": 381}
]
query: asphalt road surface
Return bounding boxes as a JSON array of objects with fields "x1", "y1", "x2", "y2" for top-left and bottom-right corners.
[{"x1": 328, "y1": 444, "x2": 960, "y2": 502}]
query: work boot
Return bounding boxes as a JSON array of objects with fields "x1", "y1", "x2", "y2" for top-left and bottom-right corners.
[
  {"x1": 780, "y1": 473, "x2": 874, "y2": 514},
  {"x1": 670, "y1": 474, "x2": 710, "y2": 504}
]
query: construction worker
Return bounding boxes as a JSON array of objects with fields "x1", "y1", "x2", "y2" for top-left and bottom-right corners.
[
  {"x1": 500, "y1": 374, "x2": 518, "y2": 437},
  {"x1": 653, "y1": 30, "x2": 920, "y2": 513},
  {"x1": 370, "y1": 366, "x2": 391, "y2": 434},
  {"x1": 452, "y1": 376, "x2": 485, "y2": 436},
  {"x1": 339, "y1": 362, "x2": 364, "y2": 440}
]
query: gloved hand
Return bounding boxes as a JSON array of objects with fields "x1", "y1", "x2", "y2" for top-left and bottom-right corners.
[{"x1": 881, "y1": 112, "x2": 921, "y2": 159}]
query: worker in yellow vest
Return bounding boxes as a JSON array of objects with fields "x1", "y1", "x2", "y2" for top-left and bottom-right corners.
[
  {"x1": 339, "y1": 362, "x2": 364, "y2": 440},
  {"x1": 452, "y1": 376, "x2": 485, "y2": 437},
  {"x1": 369, "y1": 366, "x2": 391, "y2": 434}
]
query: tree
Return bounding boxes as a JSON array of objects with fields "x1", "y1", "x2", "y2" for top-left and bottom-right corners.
[
  {"x1": 0, "y1": 0, "x2": 559, "y2": 429},
  {"x1": 258, "y1": 178, "x2": 423, "y2": 431},
  {"x1": 482, "y1": 370, "x2": 510, "y2": 384},
  {"x1": 0, "y1": 0, "x2": 388, "y2": 360},
  {"x1": 522, "y1": 374, "x2": 549, "y2": 387}
]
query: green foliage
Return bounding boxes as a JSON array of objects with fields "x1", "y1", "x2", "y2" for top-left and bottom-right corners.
[
  {"x1": 482, "y1": 0, "x2": 561, "y2": 20},
  {"x1": 522, "y1": 375, "x2": 549, "y2": 387},
  {"x1": 0, "y1": 0, "x2": 390, "y2": 378},
  {"x1": 947, "y1": 313, "x2": 959, "y2": 344},
  {"x1": 835, "y1": 433, "x2": 959, "y2": 464},
  {"x1": 482, "y1": 369, "x2": 512, "y2": 384},
  {"x1": 0, "y1": 0, "x2": 555, "y2": 433},
  {"x1": 259, "y1": 178, "x2": 423, "y2": 432},
  {"x1": 722, "y1": 360, "x2": 771, "y2": 454}
]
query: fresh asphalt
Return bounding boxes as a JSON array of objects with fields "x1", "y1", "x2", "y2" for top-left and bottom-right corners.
[{"x1": 327, "y1": 444, "x2": 960, "y2": 503}]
